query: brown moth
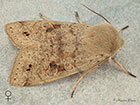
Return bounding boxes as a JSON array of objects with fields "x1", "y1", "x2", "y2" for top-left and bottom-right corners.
[{"x1": 5, "y1": 4, "x2": 136, "y2": 98}]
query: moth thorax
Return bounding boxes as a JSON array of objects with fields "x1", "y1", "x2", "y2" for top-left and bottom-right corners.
[{"x1": 82, "y1": 23, "x2": 124, "y2": 56}]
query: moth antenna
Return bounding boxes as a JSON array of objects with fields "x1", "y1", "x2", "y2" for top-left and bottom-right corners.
[
  {"x1": 111, "y1": 58, "x2": 136, "y2": 78},
  {"x1": 81, "y1": 3, "x2": 111, "y2": 24},
  {"x1": 75, "y1": 11, "x2": 84, "y2": 24},
  {"x1": 39, "y1": 13, "x2": 49, "y2": 21},
  {"x1": 118, "y1": 25, "x2": 129, "y2": 33}
]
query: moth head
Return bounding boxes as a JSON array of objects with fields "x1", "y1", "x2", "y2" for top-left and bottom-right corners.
[{"x1": 81, "y1": 4, "x2": 127, "y2": 56}]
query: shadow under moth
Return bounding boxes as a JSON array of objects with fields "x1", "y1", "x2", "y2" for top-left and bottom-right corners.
[{"x1": 5, "y1": 4, "x2": 136, "y2": 98}]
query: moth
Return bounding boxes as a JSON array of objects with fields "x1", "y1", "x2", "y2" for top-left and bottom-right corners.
[{"x1": 5, "y1": 4, "x2": 136, "y2": 98}]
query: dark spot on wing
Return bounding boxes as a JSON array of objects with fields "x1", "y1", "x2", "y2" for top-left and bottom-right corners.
[
  {"x1": 100, "y1": 54, "x2": 104, "y2": 56},
  {"x1": 18, "y1": 21, "x2": 24, "y2": 23},
  {"x1": 49, "y1": 61, "x2": 57, "y2": 68},
  {"x1": 18, "y1": 21, "x2": 25, "y2": 25},
  {"x1": 23, "y1": 32, "x2": 27, "y2": 34},
  {"x1": 58, "y1": 65, "x2": 65, "y2": 71},
  {"x1": 46, "y1": 28, "x2": 54, "y2": 32},
  {"x1": 53, "y1": 24, "x2": 61, "y2": 29},
  {"x1": 26, "y1": 68, "x2": 30, "y2": 71},
  {"x1": 26, "y1": 34, "x2": 29, "y2": 36},
  {"x1": 26, "y1": 64, "x2": 32, "y2": 71},
  {"x1": 29, "y1": 64, "x2": 32, "y2": 67},
  {"x1": 50, "y1": 45, "x2": 53, "y2": 47},
  {"x1": 23, "y1": 32, "x2": 30, "y2": 36}
]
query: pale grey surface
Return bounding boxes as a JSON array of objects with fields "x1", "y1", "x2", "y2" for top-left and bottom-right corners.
[{"x1": 0, "y1": 0, "x2": 140, "y2": 105}]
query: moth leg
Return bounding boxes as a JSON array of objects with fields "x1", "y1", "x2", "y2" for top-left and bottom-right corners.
[
  {"x1": 39, "y1": 13, "x2": 52, "y2": 21},
  {"x1": 118, "y1": 25, "x2": 129, "y2": 33},
  {"x1": 111, "y1": 58, "x2": 136, "y2": 78},
  {"x1": 71, "y1": 65, "x2": 98, "y2": 98},
  {"x1": 75, "y1": 11, "x2": 84, "y2": 24},
  {"x1": 71, "y1": 58, "x2": 109, "y2": 98}
]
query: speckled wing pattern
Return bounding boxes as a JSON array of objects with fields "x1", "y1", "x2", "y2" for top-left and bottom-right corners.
[{"x1": 5, "y1": 21, "x2": 108, "y2": 86}]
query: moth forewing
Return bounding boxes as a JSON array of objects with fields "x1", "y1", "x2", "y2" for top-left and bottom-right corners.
[{"x1": 5, "y1": 21, "x2": 89, "y2": 49}]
